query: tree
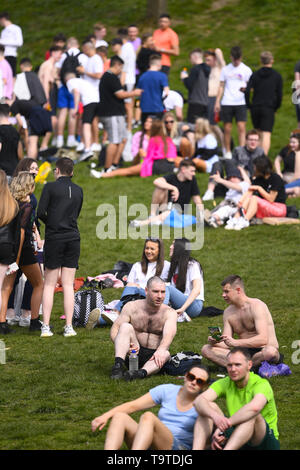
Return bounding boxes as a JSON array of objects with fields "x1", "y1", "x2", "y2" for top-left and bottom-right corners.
[{"x1": 147, "y1": 0, "x2": 168, "y2": 19}]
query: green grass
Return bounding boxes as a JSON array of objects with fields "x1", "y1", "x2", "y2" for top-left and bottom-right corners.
[{"x1": 0, "y1": 0, "x2": 300, "y2": 451}]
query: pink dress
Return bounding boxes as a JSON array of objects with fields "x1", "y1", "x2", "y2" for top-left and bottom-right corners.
[{"x1": 140, "y1": 136, "x2": 177, "y2": 177}]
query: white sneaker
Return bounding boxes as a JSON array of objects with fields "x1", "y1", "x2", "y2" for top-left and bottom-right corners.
[
  {"x1": 78, "y1": 149, "x2": 94, "y2": 162},
  {"x1": 66, "y1": 136, "x2": 78, "y2": 147},
  {"x1": 90, "y1": 169, "x2": 104, "y2": 179},
  {"x1": 19, "y1": 312, "x2": 31, "y2": 327},
  {"x1": 56, "y1": 136, "x2": 64, "y2": 148},
  {"x1": 177, "y1": 312, "x2": 191, "y2": 323},
  {"x1": 202, "y1": 189, "x2": 214, "y2": 201},
  {"x1": 63, "y1": 325, "x2": 77, "y2": 337},
  {"x1": 129, "y1": 219, "x2": 142, "y2": 227},
  {"x1": 91, "y1": 143, "x2": 102, "y2": 152},
  {"x1": 40, "y1": 324, "x2": 53, "y2": 337},
  {"x1": 224, "y1": 151, "x2": 232, "y2": 159},
  {"x1": 234, "y1": 217, "x2": 250, "y2": 231},
  {"x1": 225, "y1": 217, "x2": 238, "y2": 230},
  {"x1": 76, "y1": 142, "x2": 85, "y2": 152},
  {"x1": 85, "y1": 308, "x2": 101, "y2": 330},
  {"x1": 101, "y1": 311, "x2": 118, "y2": 325}
]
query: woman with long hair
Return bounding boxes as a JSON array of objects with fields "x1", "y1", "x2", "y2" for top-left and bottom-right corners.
[
  {"x1": 0, "y1": 170, "x2": 19, "y2": 334},
  {"x1": 163, "y1": 111, "x2": 193, "y2": 160},
  {"x1": 225, "y1": 155, "x2": 287, "y2": 230},
  {"x1": 140, "y1": 119, "x2": 177, "y2": 177},
  {"x1": 87, "y1": 238, "x2": 170, "y2": 327},
  {"x1": 167, "y1": 238, "x2": 204, "y2": 321},
  {"x1": 0, "y1": 172, "x2": 44, "y2": 333},
  {"x1": 91, "y1": 363, "x2": 210, "y2": 450},
  {"x1": 6, "y1": 158, "x2": 43, "y2": 327},
  {"x1": 192, "y1": 117, "x2": 220, "y2": 173},
  {"x1": 90, "y1": 116, "x2": 153, "y2": 179},
  {"x1": 274, "y1": 133, "x2": 300, "y2": 196}
]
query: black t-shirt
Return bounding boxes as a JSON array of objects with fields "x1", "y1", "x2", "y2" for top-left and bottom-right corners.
[
  {"x1": 164, "y1": 173, "x2": 200, "y2": 211},
  {"x1": 0, "y1": 125, "x2": 20, "y2": 176},
  {"x1": 252, "y1": 173, "x2": 286, "y2": 204},
  {"x1": 279, "y1": 146, "x2": 295, "y2": 173},
  {"x1": 98, "y1": 71, "x2": 125, "y2": 117},
  {"x1": 19, "y1": 201, "x2": 35, "y2": 249}
]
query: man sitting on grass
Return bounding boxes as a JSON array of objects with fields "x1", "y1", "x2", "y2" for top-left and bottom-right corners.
[
  {"x1": 193, "y1": 347, "x2": 280, "y2": 450},
  {"x1": 109, "y1": 276, "x2": 177, "y2": 381}
]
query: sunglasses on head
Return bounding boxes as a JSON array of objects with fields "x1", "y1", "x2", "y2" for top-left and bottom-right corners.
[
  {"x1": 186, "y1": 372, "x2": 207, "y2": 386},
  {"x1": 146, "y1": 237, "x2": 160, "y2": 243}
]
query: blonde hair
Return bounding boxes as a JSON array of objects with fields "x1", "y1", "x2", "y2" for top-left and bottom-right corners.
[
  {"x1": 0, "y1": 170, "x2": 19, "y2": 227},
  {"x1": 194, "y1": 118, "x2": 212, "y2": 141},
  {"x1": 163, "y1": 111, "x2": 178, "y2": 139},
  {"x1": 10, "y1": 171, "x2": 35, "y2": 202}
]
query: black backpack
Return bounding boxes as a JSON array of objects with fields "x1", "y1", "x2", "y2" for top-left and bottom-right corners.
[
  {"x1": 60, "y1": 51, "x2": 82, "y2": 86},
  {"x1": 163, "y1": 351, "x2": 202, "y2": 375}
]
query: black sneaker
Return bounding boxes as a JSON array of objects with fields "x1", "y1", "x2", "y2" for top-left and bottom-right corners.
[
  {"x1": 29, "y1": 319, "x2": 43, "y2": 332},
  {"x1": 0, "y1": 322, "x2": 15, "y2": 335},
  {"x1": 124, "y1": 369, "x2": 146, "y2": 381},
  {"x1": 110, "y1": 362, "x2": 127, "y2": 380}
]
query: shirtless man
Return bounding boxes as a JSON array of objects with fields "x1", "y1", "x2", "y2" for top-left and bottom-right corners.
[
  {"x1": 201, "y1": 275, "x2": 280, "y2": 369},
  {"x1": 110, "y1": 276, "x2": 177, "y2": 381}
]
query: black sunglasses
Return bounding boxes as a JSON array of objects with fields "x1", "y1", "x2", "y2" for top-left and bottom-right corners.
[
  {"x1": 165, "y1": 120, "x2": 174, "y2": 124},
  {"x1": 186, "y1": 372, "x2": 207, "y2": 386},
  {"x1": 146, "y1": 237, "x2": 160, "y2": 242}
]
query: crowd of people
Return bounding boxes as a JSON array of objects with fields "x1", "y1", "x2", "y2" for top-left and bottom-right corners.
[{"x1": 0, "y1": 10, "x2": 297, "y2": 451}]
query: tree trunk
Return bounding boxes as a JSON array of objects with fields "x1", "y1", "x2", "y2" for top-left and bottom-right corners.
[{"x1": 147, "y1": 0, "x2": 168, "y2": 19}]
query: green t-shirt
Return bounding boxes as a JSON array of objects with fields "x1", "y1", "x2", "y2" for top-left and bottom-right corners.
[{"x1": 210, "y1": 372, "x2": 279, "y2": 439}]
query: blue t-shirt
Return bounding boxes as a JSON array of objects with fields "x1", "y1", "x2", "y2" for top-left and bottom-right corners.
[
  {"x1": 138, "y1": 70, "x2": 168, "y2": 113},
  {"x1": 149, "y1": 384, "x2": 198, "y2": 449}
]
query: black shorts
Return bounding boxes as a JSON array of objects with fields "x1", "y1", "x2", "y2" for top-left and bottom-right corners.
[
  {"x1": 19, "y1": 245, "x2": 38, "y2": 266},
  {"x1": 0, "y1": 243, "x2": 15, "y2": 265},
  {"x1": 250, "y1": 106, "x2": 275, "y2": 132},
  {"x1": 125, "y1": 346, "x2": 156, "y2": 369},
  {"x1": 5, "y1": 56, "x2": 17, "y2": 76},
  {"x1": 247, "y1": 347, "x2": 283, "y2": 364},
  {"x1": 82, "y1": 103, "x2": 99, "y2": 124},
  {"x1": 187, "y1": 103, "x2": 208, "y2": 124},
  {"x1": 44, "y1": 238, "x2": 80, "y2": 270},
  {"x1": 221, "y1": 104, "x2": 247, "y2": 123}
]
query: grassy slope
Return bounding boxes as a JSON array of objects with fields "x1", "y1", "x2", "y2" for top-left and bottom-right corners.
[{"x1": 0, "y1": 0, "x2": 299, "y2": 450}]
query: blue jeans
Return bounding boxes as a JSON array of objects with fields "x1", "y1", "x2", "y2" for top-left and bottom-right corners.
[
  {"x1": 285, "y1": 178, "x2": 300, "y2": 189},
  {"x1": 166, "y1": 285, "x2": 203, "y2": 318}
]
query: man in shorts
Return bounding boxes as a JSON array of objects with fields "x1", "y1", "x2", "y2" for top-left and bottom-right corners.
[
  {"x1": 193, "y1": 347, "x2": 280, "y2": 450},
  {"x1": 37, "y1": 157, "x2": 83, "y2": 338},
  {"x1": 215, "y1": 46, "x2": 252, "y2": 158},
  {"x1": 245, "y1": 51, "x2": 283, "y2": 155},
  {"x1": 95, "y1": 55, "x2": 142, "y2": 175},
  {"x1": 110, "y1": 276, "x2": 177, "y2": 381},
  {"x1": 201, "y1": 275, "x2": 281, "y2": 369}
]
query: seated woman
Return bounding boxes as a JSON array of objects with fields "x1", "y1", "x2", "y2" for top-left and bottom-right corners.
[
  {"x1": 87, "y1": 238, "x2": 170, "y2": 327},
  {"x1": 140, "y1": 118, "x2": 177, "y2": 177},
  {"x1": 191, "y1": 118, "x2": 220, "y2": 173},
  {"x1": 90, "y1": 116, "x2": 153, "y2": 179},
  {"x1": 274, "y1": 133, "x2": 300, "y2": 185},
  {"x1": 162, "y1": 111, "x2": 193, "y2": 160},
  {"x1": 91, "y1": 363, "x2": 210, "y2": 450},
  {"x1": 225, "y1": 155, "x2": 287, "y2": 230},
  {"x1": 166, "y1": 238, "x2": 204, "y2": 321}
]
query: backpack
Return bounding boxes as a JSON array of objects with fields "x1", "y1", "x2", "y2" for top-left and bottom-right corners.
[
  {"x1": 163, "y1": 351, "x2": 202, "y2": 375},
  {"x1": 73, "y1": 288, "x2": 105, "y2": 327},
  {"x1": 60, "y1": 51, "x2": 82, "y2": 86}
]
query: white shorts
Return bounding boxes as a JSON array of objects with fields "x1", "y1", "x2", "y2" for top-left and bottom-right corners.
[
  {"x1": 100, "y1": 115, "x2": 127, "y2": 144},
  {"x1": 124, "y1": 83, "x2": 134, "y2": 103}
]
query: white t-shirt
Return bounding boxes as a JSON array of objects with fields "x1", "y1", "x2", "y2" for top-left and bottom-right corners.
[
  {"x1": 163, "y1": 90, "x2": 184, "y2": 111},
  {"x1": 56, "y1": 47, "x2": 86, "y2": 70},
  {"x1": 220, "y1": 62, "x2": 252, "y2": 106},
  {"x1": 95, "y1": 39, "x2": 108, "y2": 48},
  {"x1": 170, "y1": 260, "x2": 204, "y2": 301},
  {"x1": 127, "y1": 261, "x2": 170, "y2": 290},
  {"x1": 66, "y1": 77, "x2": 99, "y2": 106},
  {"x1": 82, "y1": 54, "x2": 103, "y2": 101},
  {"x1": 225, "y1": 181, "x2": 250, "y2": 203},
  {"x1": 0, "y1": 24, "x2": 23, "y2": 57},
  {"x1": 196, "y1": 133, "x2": 218, "y2": 155},
  {"x1": 121, "y1": 41, "x2": 136, "y2": 85}
]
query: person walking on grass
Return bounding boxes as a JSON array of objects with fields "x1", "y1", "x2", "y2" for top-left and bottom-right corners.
[{"x1": 37, "y1": 157, "x2": 83, "y2": 338}]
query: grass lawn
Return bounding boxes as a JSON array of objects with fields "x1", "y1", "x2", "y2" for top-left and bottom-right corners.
[{"x1": 0, "y1": 0, "x2": 300, "y2": 451}]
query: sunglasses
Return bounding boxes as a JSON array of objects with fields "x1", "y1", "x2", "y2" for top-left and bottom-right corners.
[
  {"x1": 186, "y1": 372, "x2": 207, "y2": 386},
  {"x1": 146, "y1": 237, "x2": 160, "y2": 243},
  {"x1": 165, "y1": 120, "x2": 174, "y2": 124}
]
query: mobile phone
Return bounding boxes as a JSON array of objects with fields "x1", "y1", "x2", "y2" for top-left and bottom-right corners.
[{"x1": 208, "y1": 326, "x2": 222, "y2": 342}]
